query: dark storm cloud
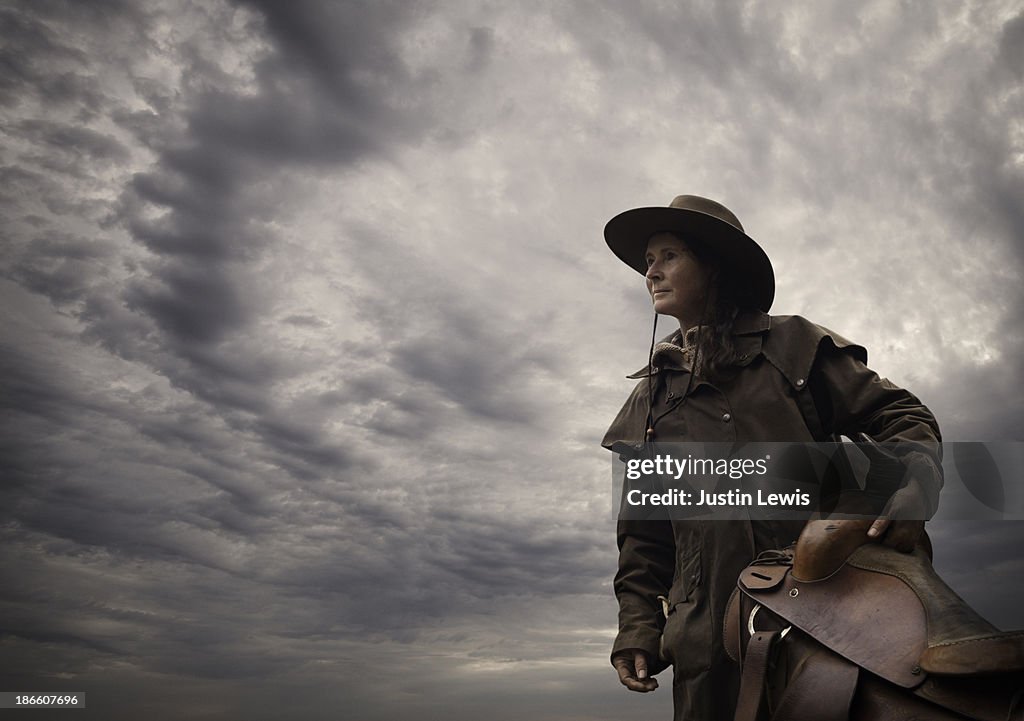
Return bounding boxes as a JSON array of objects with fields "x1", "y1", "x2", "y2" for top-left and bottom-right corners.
[
  {"x1": 0, "y1": 6, "x2": 88, "y2": 106},
  {"x1": 98, "y1": 0, "x2": 459, "y2": 431},
  {"x1": 0, "y1": 1, "x2": 146, "y2": 111},
  {"x1": 5, "y1": 0, "x2": 507, "y2": 457},
  {"x1": 7, "y1": 232, "x2": 116, "y2": 304},
  {"x1": 237, "y1": 0, "x2": 414, "y2": 109},
  {"x1": 163, "y1": 0, "x2": 445, "y2": 170},
  {"x1": 124, "y1": 264, "x2": 251, "y2": 344}
]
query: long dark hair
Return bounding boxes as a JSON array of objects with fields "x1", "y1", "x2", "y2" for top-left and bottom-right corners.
[{"x1": 689, "y1": 244, "x2": 744, "y2": 382}]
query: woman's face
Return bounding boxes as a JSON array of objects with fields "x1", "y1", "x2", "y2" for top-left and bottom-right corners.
[{"x1": 644, "y1": 232, "x2": 712, "y2": 326}]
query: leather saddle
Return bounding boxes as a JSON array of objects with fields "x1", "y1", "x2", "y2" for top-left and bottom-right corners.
[{"x1": 725, "y1": 519, "x2": 1024, "y2": 720}]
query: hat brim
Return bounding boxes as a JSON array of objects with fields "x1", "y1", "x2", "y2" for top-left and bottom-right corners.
[{"x1": 604, "y1": 206, "x2": 775, "y2": 312}]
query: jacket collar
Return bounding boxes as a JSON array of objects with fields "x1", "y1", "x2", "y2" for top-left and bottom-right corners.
[
  {"x1": 733, "y1": 308, "x2": 771, "y2": 336},
  {"x1": 626, "y1": 309, "x2": 770, "y2": 378}
]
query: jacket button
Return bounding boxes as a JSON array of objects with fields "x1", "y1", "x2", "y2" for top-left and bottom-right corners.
[
  {"x1": 667, "y1": 391, "x2": 675, "y2": 399},
  {"x1": 722, "y1": 413, "x2": 732, "y2": 423},
  {"x1": 795, "y1": 378, "x2": 805, "y2": 387}
]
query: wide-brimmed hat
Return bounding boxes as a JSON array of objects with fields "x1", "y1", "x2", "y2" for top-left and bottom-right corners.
[{"x1": 604, "y1": 194, "x2": 775, "y2": 311}]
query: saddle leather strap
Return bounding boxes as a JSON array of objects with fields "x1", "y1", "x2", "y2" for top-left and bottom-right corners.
[
  {"x1": 734, "y1": 630, "x2": 779, "y2": 721},
  {"x1": 771, "y1": 646, "x2": 859, "y2": 721}
]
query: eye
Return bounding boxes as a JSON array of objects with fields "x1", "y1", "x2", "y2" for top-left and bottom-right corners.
[{"x1": 645, "y1": 255, "x2": 655, "y2": 267}]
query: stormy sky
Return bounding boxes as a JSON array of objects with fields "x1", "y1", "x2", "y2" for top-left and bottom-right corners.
[{"x1": 1, "y1": 1, "x2": 1022, "y2": 719}]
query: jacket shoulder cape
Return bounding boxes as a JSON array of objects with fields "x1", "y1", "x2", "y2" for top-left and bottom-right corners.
[{"x1": 602, "y1": 313, "x2": 867, "y2": 451}]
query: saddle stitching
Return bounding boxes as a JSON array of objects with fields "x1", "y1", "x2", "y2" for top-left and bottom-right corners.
[{"x1": 926, "y1": 631, "x2": 1024, "y2": 649}]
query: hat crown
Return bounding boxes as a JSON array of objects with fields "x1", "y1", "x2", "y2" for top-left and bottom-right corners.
[{"x1": 668, "y1": 195, "x2": 744, "y2": 233}]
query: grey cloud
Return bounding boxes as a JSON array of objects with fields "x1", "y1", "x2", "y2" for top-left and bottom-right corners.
[
  {"x1": 173, "y1": 1, "x2": 438, "y2": 167},
  {"x1": 90, "y1": 0, "x2": 461, "y2": 443},
  {"x1": 0, "y1": 341, "x2": 106, "y2": 431},
  {"x1": 124, "y1": 264, "x2": 252, "y2": 344},
  {"x1": 27, "y1": 231, "x2": 116, "y2": 260},
  {"x1": 0, "y1": 1, "x2": 146, "y2": 113},
  {"x1": 13, "y1": 120, "x2": 130, "y2": 162},
  {"x1": 392, "y1": 332, "x2": 541, "y2": 424},
  {"x1": 182, "y1": 83, "x2": 386, "y2": 166},
  {"x1": 617, "y1": 2, "x2": 755, "y2": 82},
  {"x1": 0, "y1": 626, "x2": 122, "y2": 658},
  {"x1": 8, "y1": 256, "x2": 93, "y2": 304},
  {"x1": 0, "y1": 165, "x2": 90, "y2": 217},
  {"x1": 930, "y1": 521, "x2": 1024, "y2": 629},
  {"x1": 5, "y1": 230, "x2": 117, "y2": 305},
  {"x1": 0, "y1": 6, "x2": 89, "y2": 106},
  {"x1": 236, "y1": 0, "x2": 414, "y2": 106},
  {"x1": 467, "y1": 26, "x2": 495, "y2": 71},
  {"x1": 997, "y1": 11, "x2": 1024, "y2": 80},
  {"x1": 282, "y1": 313, "x2": 329, "y2": 327},
  {"x1": 429, "y1": 516, "x2": 610, "y2": 598},
  {"x1": 327, "y1": 218, "x2": 569, "y2": 428},
  {"x1": 111, "y1": 107, "x2": 174, "y2": 148},
  {"x1": 561, "y1": 0, "x2": 801, "y2": 106},
  {"x1": 250, "y1": 413, "x2": 354, "y2": 474}
]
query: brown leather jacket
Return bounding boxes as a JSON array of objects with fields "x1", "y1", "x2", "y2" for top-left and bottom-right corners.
[{"x1": 603, "y1": 310, "x2": 942, "y2": 720}]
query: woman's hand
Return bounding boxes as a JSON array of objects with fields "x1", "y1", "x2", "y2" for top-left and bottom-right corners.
[
  {"x1": 612, "y1": 649, "x2": 659, "y2": 692},
  {"x1": 867, "y1": 481, "x2": 930, "y2": 552},
  {"x1": 859, "y1": 436, "x2": 934, "y2": 553}
]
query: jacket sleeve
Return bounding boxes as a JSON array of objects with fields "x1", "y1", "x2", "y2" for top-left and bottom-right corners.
[
  {"x1": 808, "y1": 335, "x2": 944, "y2": 515},
  {"x1": 612, "y1": 518, "x2": 675, "y2": 674},
  {"x1": 603, "y1": 381, "x2": 676, "y2": 673}
]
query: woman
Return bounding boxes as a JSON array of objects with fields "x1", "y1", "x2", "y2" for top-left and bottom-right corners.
[{"x1": 601, "y1": 195, "x2": 942, "y2": 720}]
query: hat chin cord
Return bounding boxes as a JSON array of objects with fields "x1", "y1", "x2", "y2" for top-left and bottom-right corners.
[
  {"x1": 644, "y1": 271, "x2": 716, "y2": 442},
  {"x1": 645, "y1": 309, "x2": 659, "y2": 441}
]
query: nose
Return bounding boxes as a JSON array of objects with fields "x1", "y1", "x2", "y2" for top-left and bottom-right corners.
[{"x1": 645, "y1": 262, "x2": 662, "y2": 282}]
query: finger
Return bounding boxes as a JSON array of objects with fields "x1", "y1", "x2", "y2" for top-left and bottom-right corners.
[
  {"x1": 612, "y1": 656, "x2": 634, "y2": 685},
  {"x1": 634, "y1": 651, "x2": 648, "y2": 679},
  {"x1": 867, "y1": 518, "x2": 890, "y2": 538},
  {"x1": 630, "y1": 652, "x2": 657, "y2": 691},
  {"x1": 624, "y1": 676, "x2": 659, "y2": 692},
  {"x1": 612, "y1": 655, "x2": 658, "y2": 692}
]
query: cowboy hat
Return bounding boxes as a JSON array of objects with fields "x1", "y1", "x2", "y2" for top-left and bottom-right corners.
[{"x1": 604, "y1": 194, "x2": 775, "y2": 311}]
